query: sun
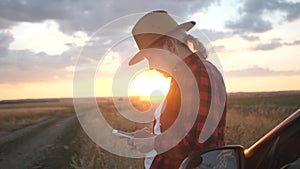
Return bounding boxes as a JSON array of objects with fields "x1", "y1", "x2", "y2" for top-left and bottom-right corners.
[{"x1": 128, "y1": 70, "x2": 171, "y2": 102}]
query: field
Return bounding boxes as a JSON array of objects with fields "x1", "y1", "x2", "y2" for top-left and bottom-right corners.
[
  {"x1": 225, "y1": 93, "x2": 299, "y2": 147},
  {"x1": 69, "y1": 92, "x2": 300, "y2": 169},
  {"x1": 0, "y1": 101, "x2": 75, "y2": 137},
  {"x1": 0, "y1": 92, "x2": 299, "y2": 168}
]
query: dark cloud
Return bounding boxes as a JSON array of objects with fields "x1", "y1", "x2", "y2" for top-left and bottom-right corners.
[
  {"x1": 252, "y1": 38, "x2": 300, "y2": 51},
  {"x1": 267, "y1": 0, "x2": 300, "y2": 22},
  {"x1": 0, "y1": 46, "x2": 80, "y2": 84},
  {"x1": 225, "y1": 0, "x2": 300, "y2": 33},
  {"x1": 0, "y1": 30, "x2": 14, "y2": 56},
  {"x1": 240, "y1": 34, "x2": 260, "y2": 41},
  {"x1": 0, "y1": 0, "x2": 226, "y2": 84},
  {"x1": 0, "y1": 31, "x2": 13, "y2": 48},
  {"x1": 225, "y1": 66, "x2": 300, "y2": 78},
  {"x1": 0, "y1": 0, "x2": 66, "y2": 22},
  {"x1": 284, "y1": 40, "x2": 300, "y2": 46},
  {"x1": 0, "y1": 0, "x2": 219, "y2": 33},
  {"x1": 253, "y1": 41, "x2": 282, "y2": 51},
  {"x1": 226, "y1": 14, "x2": 272, "y2": 33},
  {"x1": 0, "y1": 27, "x2": 137, "y2": 84},
  {"x1": 0, "y1": 17, "x2": 14, "y2": 29}
]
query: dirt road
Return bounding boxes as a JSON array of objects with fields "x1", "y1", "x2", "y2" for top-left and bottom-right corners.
[{"x1": 0, "y1": 115, "x2": 80, "y2": 169}]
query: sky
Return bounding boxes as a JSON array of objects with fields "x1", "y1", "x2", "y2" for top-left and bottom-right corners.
[{"x1": 0, "y1": 0, "x2": 300, "y2": 100}]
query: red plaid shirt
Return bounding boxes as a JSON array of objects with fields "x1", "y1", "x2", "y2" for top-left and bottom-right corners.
[{"x1": 150, "y1": 53, "x2": 227, "y2": 169}]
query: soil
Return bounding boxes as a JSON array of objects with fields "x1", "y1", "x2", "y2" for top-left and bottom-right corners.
[{"x1": 0, "y1": 115, "x2": 80, "y2": 169}]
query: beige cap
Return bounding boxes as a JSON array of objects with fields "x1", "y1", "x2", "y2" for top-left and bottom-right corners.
[{"x1": 129, "y1": 10, "x2": 195, "y2": 66}]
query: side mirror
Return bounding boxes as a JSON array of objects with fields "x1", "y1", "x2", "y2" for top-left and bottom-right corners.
[{"x1": 179, "y1": 145, "x2": 245, "y2": 169}]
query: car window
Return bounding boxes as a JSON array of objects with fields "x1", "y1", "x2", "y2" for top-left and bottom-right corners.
[{"x1": 276, "y1": 131, "x2": 300, "y2": 169}]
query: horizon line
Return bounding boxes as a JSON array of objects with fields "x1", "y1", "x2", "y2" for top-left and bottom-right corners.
[{"x1": 1, "y1": 90, "x2": 300, "y2": 102}]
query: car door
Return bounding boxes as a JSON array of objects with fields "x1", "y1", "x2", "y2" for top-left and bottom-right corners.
[{"x1": 244, "y1": 110, "x2": 300, "y2": 169}]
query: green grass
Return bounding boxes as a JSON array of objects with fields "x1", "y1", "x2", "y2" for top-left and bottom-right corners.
[{"x1": 228, "y1": 94, "x2": 300, "y2": 107}]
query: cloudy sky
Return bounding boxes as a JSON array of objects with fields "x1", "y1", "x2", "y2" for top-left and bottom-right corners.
[{"x1": 0, "y1": 0, "x2": 300, "y2": 100}]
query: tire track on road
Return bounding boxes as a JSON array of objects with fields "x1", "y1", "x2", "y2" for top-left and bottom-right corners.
[{"x1": 0, "y1": 115, "x2": 79, "y2": 169}]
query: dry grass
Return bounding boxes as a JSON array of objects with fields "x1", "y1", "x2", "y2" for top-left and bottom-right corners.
[
  {"x1": 225, "y1": 105, "x2": 295, "y2": 148},
  {"x1": 69, "y1": 99, "x2": 147, "y2": 169},
  {"x1": 70, "y1": 94, "x2": 299, "y2": 169},
  {"x1": 0, "y1": 102, "x2": 74, "y2": 136},
  {"x1": 70, "y1": 129, "x2": 144, "y2": 169}
]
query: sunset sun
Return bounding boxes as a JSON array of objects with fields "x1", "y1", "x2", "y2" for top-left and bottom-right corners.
[{"x1": 128, "y1": 70, "x2": 171, "y2": 101}]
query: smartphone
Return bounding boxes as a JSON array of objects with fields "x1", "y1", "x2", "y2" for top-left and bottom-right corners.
[{"x1": 112, "y1": 129, "x2": 133, "y2": 139}]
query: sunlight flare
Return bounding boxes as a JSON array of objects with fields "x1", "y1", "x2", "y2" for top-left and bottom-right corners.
[{"x1": 128, "y1": 70, "x2": 171, "y2": 101}]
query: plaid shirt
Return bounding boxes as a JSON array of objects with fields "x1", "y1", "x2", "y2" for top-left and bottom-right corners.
[{"x1": 150, "y1": 53, "x2": 227, "y2": 169}]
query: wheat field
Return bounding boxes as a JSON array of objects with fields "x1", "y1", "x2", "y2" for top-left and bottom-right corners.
[
  {"x1": 0, "y1": 93, "x2": 298, "y2": 168},
  {"x1": 69, "y1": 93, "x2": 299, "y2": 169}
]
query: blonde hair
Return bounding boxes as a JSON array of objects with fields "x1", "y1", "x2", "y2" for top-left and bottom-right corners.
[
  {"x1": 186, "y1": 34, "x2": 208, "y2": 59},
  {"x1": 165, "y1": 29, "x2": 208, "y2": 59}
]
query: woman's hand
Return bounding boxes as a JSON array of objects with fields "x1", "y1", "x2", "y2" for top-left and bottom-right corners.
[{"x1": 127, "y1": 127, "x2": 156, "y2": 153}]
